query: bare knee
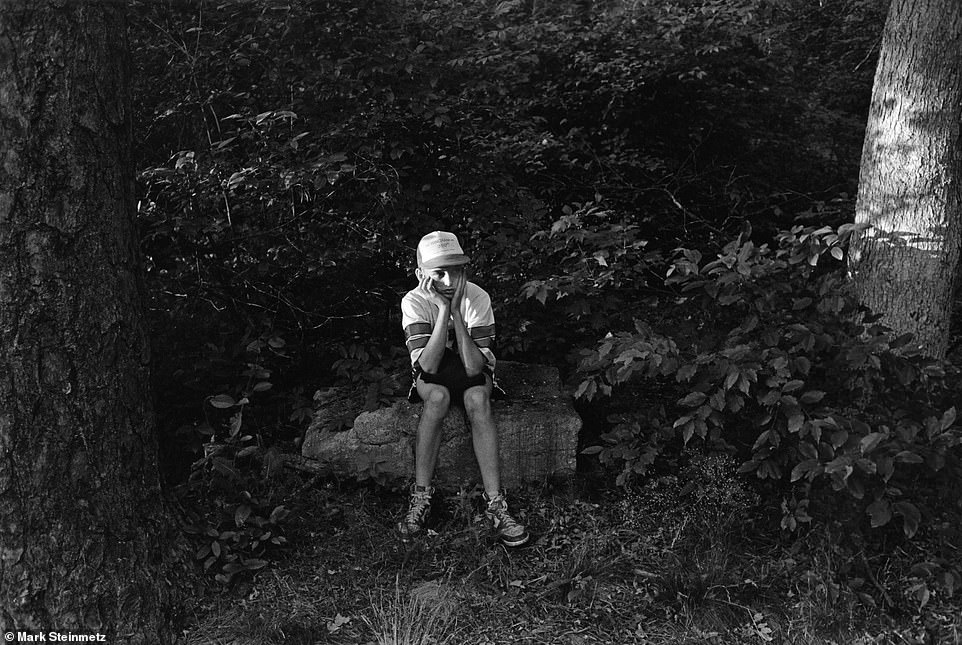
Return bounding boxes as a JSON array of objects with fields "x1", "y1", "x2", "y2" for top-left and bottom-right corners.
[
  {"x1": 423, "y1": 387, "x2": 450, "y2": 413},
  {"x1": 463, "y1": 387, "x2": 491, "y2": 417}
]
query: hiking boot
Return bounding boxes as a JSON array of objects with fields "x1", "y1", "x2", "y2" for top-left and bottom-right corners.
[
  {"x1": 484, "y1": 492, "x2": 529, "y2": 547},
  {"x1": 398, "y1": 484, "x2": 434, "y2": 542}
]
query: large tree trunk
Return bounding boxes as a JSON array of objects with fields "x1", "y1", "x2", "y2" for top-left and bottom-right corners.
[
  {"x1": 0, "y1": 3, "x2": 175, "y2": 639},
  {"x1": 848, "y1": 0, "x2": 962, "y2": 358}
]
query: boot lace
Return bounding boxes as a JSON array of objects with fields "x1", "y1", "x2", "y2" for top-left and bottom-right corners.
[{"x1": 486, "y1": 495, "x2": 522, "y2": 532}]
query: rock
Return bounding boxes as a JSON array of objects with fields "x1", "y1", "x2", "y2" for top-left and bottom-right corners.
[{"x1": 301, "y1": 361, "x2": 581, "y2": 488}]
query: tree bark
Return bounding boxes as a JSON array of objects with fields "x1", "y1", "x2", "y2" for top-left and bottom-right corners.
[
  {"x1": 0, "y1": 3, "x2": 175, "y2": 639},
  {"x1": 848, "y1": 0, "x2": 962, "y2": 358}
]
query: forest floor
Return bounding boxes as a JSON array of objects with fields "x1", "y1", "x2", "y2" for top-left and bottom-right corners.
[{"x1": 181, "y1": 475, "x2": 962, "y2": 645}]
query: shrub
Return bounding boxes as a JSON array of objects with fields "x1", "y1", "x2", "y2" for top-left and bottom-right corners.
[
  {"x1": 180, "y1": 422, "x2": 291, "y2": 585},
  {"x1": 578, "y1": 223, "x2": 962, "y2": 537}
]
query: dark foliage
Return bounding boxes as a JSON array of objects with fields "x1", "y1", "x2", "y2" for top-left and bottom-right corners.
[{"x1": 125, "y1": 0, "x2": 959, "y2": 599}]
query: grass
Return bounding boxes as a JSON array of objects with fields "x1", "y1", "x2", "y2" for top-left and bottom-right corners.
[
  {"x1": 364, "y1": 577, "x2": 460, "y2": 645},
  {"x1": 180, "y1": 474, "x2": 962, "y2": 645}
]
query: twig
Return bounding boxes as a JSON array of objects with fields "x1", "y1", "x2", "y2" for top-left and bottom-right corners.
[{"x1": 860, "y1": 551, "x2": 894, "y2": 608}]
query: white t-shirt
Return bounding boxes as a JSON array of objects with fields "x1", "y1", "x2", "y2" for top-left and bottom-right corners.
[{"x1": 400, "y1": 281, "x2": 496, "y2": 371}]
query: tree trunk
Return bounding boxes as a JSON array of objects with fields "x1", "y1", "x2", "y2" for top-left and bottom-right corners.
[
  {"x1": 848, "y1": 0, "x2": 962, "y2": 358},
  {"x1": 0, "y1": 3, "x2": 176, "y2": 639}
]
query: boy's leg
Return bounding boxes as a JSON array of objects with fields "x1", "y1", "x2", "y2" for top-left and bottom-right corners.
[
  {"x1": 398, "y1": 377, "x2": 451, "y2": 542},
  {"x1": 461, "y1": 377, "x2": 500, "y2": 495},
  {"x1": 464, "y1": 378, "x2": 530, "y2": 547},
  {"x1": 414, "y1": 377, "x2": 451, "y2": 487}
]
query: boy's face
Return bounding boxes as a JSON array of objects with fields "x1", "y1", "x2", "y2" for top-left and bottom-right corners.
[{"x1": 418, "y1": 265, "x2": 465, "y2": 297}]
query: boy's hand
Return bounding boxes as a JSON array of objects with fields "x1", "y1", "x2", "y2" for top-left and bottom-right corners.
[
  {"x1": 419, "y1": 274, "x2": 450, "y2": 310},
  {"x1": 450, "y1": 272, "x2": 466, "y2": 313}
]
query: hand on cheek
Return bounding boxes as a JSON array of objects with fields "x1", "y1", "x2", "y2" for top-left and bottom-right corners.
[
  {"x1": 451, "y1": 272, "x2": 466, "y2": 311},
  {"x1": 418, "y1": 272, "x2": 449, "y2": 309}
]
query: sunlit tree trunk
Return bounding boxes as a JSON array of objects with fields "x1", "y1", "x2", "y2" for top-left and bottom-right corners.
[
  {"x1": 0, "y1": 3, "x2": 175, "y2": 639},
  {"x1": 848, "y1": 0, "x2": 962, "y2": 358}
]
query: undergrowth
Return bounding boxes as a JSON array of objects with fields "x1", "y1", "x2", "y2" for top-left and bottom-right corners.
[{"x1": 181, "y1": 470, "x2": 962, "y2": 645}]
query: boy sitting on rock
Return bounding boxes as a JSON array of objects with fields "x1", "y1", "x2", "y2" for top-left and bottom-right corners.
[{"x1": 398, "y1": 231, "x2": 529, "y2": 547}]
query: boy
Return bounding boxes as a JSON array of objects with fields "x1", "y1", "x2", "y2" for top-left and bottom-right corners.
[{"x1": 398, "y1": 231, "x2": 529, "y2": 547}]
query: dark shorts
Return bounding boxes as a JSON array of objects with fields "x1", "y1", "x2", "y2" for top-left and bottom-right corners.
[{"x1": 408, "y1": 348, "x2": 490, "y2": 404}]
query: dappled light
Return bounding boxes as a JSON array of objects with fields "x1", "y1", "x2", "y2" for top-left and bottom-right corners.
[{"x1": 849, "y1": 0, "x2": 962, "y2": 359}]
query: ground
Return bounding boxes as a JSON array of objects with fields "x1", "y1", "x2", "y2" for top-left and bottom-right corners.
[{"x1": 180, "y1": 468, "x2": 961, "y2": 645}]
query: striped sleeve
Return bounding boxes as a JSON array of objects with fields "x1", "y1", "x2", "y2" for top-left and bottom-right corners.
[
  {"x1": 401, "y1": 293, "x2": 433, "y2": 366},
  {"x1": 464, "y1": 284, "x2": 496, "y2": 371}
]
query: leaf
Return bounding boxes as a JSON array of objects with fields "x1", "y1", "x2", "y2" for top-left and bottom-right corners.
[
  {"x1": 253, "y1": 381, "x2": 273, "y2": 392},
  {"x1": 673, "y1": 415, "x2": 693, "y2": 429},
  {"x1": 893, "y1": 501, "x2": 921, "y2": 538},
  {"x1": 228, "y1": 411, "x2": 243, "y2": 438},
  {"x1": 890, "y1": 332, "x2": 915, "y2": 349},
  {"x1": 787, "y1": 413, "x2": 804, "y2": 434},
  {"x1": 269, "y1": 505, "x2": 289, "y2": 524},
  {"x1": 910, "y1": 562, "x2": 937, "y2": 577},
  {"x1": 794, "y1": 356, "x2": 812, "y2": 375},
  {"x1": 678, "y1": 391, "x2": 707, "y2": 407},
  {"x1": 940, "y1": 406, "x2": 957, "y2": 430},
  {"x1": 797, "y1": 442, "x2": 818, "y2": 460},
  {"x1": 526, "y1": 284, "x2": 549, "y2": 306},
  {"x1": 675, "y1": 363, "x2": 698, "y2": 382},
  {"x1": 209, "y1": 394, "x2": 236, "y2": 409},
  {"x1": 830, "y1": 246, "x2": 844, "y2": 260},
  {"x1": 222, "y1": 562, "x2": 247, "y2": 575},
  {"x1": 894, "y1": 450, "x2": 924, "y2": 464},
  {"x1": 234, "y1": 504, "x2": 252, "y2": 527},
  {"x1": 877, "y1": 456, "x2": 895, "y2": 481},
  {"x1": 867, "y1": 499, "x2": 891, "y2": 527},
  {"x1": 799, "y1": 390, "x2": 825, "y2": 404},
  {"x1": 574, "y1": 379, "x2": 597, "y2": 401},
  {"x1": 753, "y1": 430, "x2": 770, "y2": 451},
  {"x1": 829, "y1": 430, "x2": 849, "y2": 448},
  {"x1": 227, "y1": 171, "x2": 246, "y2": 190},
  {"x1": 782, "y1": 379, "x2": 804, "y2": 392},
  {"x1": 580, "y1": 446, "x2": 603, "y2": 455},
  {"x1": 915, "y1": 584, "x2": 931, "y2": 609},
  {"x1": 860, "y1": 432, "x2": 884, "y2": 454},
  {"x1": 327, "y1": 614, "x2": 351, "y2": 634},
  {"x1": 724, "y1": 370, "x2": 739, "y2": 391},
  {"x1": 790, "y1": 459, "x2": 817, "y2": 482}
]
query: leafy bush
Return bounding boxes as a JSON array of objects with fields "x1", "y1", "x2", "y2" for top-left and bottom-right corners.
[
  {"x1": 131, "y1": 0, "x2": 885, "y2": 402},
  {"x1": 180, "y1": 423, "x2": 291, "y2": 585},
  {"x1": 578, "y1": 223, "x2": 962, "y2": 537}
]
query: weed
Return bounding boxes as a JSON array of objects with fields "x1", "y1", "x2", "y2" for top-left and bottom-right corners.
[
  {"x1": 620, "y1": 453, "x2": 757, "y2": 548},
  {"x1": 363, "y1": 577, "x2": 460, "y2": 645}
]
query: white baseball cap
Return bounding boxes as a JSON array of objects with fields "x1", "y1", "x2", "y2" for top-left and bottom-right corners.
[{"x1": 416, "y1": 231, "x2": 471, "y2": 269}]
